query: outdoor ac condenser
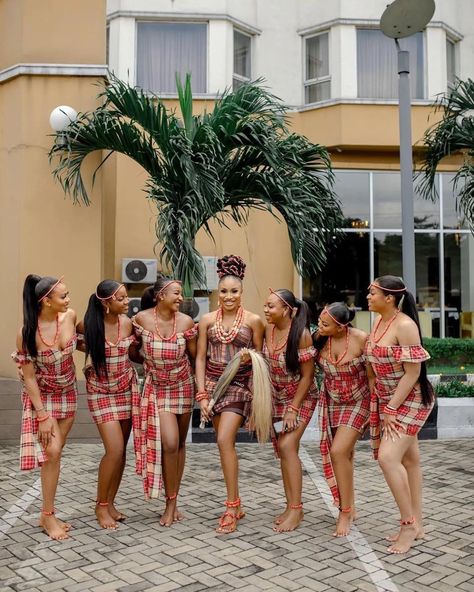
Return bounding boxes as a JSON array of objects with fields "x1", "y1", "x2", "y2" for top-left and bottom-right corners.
[
  {"x1": 127, "y1": 298, "x2": 141, "y2": 318},
  {"x1": 122, "y1": 258, "x2": 157, "y2": 284}
]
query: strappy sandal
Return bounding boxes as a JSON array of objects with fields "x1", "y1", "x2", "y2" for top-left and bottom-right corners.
[{"x1": 216, "y1": 498, "x2": 245, "y2": 534}]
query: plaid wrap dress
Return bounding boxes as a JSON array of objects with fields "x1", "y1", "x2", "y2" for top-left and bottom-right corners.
[
  {"x1": 12, "y1": 336, "x2": 78, "y2": 471},
  {"x1": 316, "y1": 354, "x2": 370, "y2": 504},
  {"x1": 205, "y1": 324, "x2": 253, "y2": 417},
  {"x1": 84, "y1": 335, "x2": 139, "y2": 424},
  {"x1": 132, "y1": 321, "x2": 196, "y2": 499},
  {"x1": 365, "y1": 340, "x2": 434, "y2": 459}
]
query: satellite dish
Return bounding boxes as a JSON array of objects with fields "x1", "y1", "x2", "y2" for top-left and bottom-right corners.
[{"x1": 380, "y1": 0, "x2": 435, "y2": 39}]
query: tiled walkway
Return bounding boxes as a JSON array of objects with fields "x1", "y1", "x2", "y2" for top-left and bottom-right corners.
[{"x1": 0, "y1": 440, "x2": 473, "y2": 592}]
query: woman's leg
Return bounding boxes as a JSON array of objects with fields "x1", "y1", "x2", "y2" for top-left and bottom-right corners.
[
  {"x1": 39, "y1": 416, "x2": 75, "y2": 540},
  {"x1": 330, "y1": 426, "x2": 361, "y2": 536},
  {"x1": 159, "y1": 412, "x2": 180, "y2": 527},
  {"x1": 377, "y1": 434, "x2": 419, "y2": 553},
  {"x1": 95, "y1": 421, "x2": 126, "y2": 529},
  {"x1": 213, "y1": 411, "x2": 245, "y2": 533},
  {"x1": 173, "y1": 412, "x2": 192, "y2": 521},
  {"x1": 273, "y1": 422, "x2": 306, "y2": 533},
  {"x1": 108, "y1": 418, "x2": 132, "y2": 521}
]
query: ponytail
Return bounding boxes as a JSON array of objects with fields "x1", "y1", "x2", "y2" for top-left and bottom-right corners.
[
  {"x1": 140, "y1": 286, "x2": 155, "y2": 311},
  {"x1": 22, "y1": 274, "x2": 41, "y2": 357},
  {"x1": 286, "y1": 298, "x2": 310, "y2": 373},
  {"x1": 84, "y1": 294, "x2": 107, "y2": 377}
]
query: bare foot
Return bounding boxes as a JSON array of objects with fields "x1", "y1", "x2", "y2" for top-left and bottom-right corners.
[
  {"x1": 56, "y1": 517, "x2": 72, "y2": 531},
  {"x1": 109, "y1": 503, "x2": 126, "y2": 522},
  {"x1": 174, "y1": 507, "x2": 184, "y2": 522},
  {"x1": 95, "y1": 505, "x2": 118, "y2": 530},
  {"x1": 40, "y1": 514, "x2": 70, "y2": 541},
  {"x1": 386, "y1": 525, "x2": 424, "y2": 542},
  {"x1": 160, "y1": 499, "x2": 176, "y2": 527},
  {"x1": 273, "y1": 508, "x2": 303, "y2": 533},
  {"x1": 274, "y1": 507, "x2": 290, "y2": 525},
  {"x1": 333, "y1": 511, "x2": 353, "y2": 537},
  {"x1": 387, "y1": 523, "x2": 417, "y2": 554}
]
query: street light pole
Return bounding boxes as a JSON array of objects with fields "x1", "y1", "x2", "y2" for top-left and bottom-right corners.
[{"x1": 396, "y1": 41, "x2": 416, "y2": 294}]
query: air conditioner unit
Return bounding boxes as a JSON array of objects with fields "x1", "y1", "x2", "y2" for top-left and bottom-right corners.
[
  {"x1": 192, "y1": 297, "x2": 210, "y2": 321},
  {"x1": 193, "y1": 256, "x2": 219, "y2": 291},
  {"x1": 122, "y1": 258, "x2": 157, "y2": 284},
  {"x1": 127, "y1": 298, "x2": 141, "y2": 318}
]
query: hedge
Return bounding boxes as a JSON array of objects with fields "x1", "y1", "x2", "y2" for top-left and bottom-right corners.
[
  {"x1": 424, "y1": 338, "x2": 474, "y2": 366},
  {"x1": 435, "y1": 380, "x2": 474, "y2": 398}
]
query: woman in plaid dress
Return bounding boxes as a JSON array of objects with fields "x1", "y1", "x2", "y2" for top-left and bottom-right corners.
[
  {"x1": 263, "y1": 288, "x2": 317, "y2": 533},
  {"x1": 314, "y1": 303, "x2": 370, "y2": 537},
  {"x1": 77, "y1": 280, "x2": 140, "y2": 530},
  {"x1": 12, "y1": 275, "x2": 77, "y2": 541},
  {"x1": 366, "y1": 275, "x2": 435, "y2": 554},
  {"x1": 196, "y1": 255, "x2": 265, "y2": 534},
  {"x1": 133, "y1": 277, "x2": 197, "y2": 527}
]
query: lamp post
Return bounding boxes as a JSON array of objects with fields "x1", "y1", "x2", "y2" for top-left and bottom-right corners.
[{"x1": 380, "y1": 0, "x2": 435, "y2": 295}]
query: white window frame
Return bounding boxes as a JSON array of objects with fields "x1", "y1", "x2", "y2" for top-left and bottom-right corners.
[
  {"x1": 233, "y1": 29, "x2": 252, "y2": 89},
  {"x1": 446, "y1": 36, "x2": 458, "y2": 91},
  {"x1": 303, "y1": 31, "x2": 331, "y2": 105}
]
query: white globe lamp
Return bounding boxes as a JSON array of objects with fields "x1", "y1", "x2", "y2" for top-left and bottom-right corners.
[{"x1": 49, "y1": 105, "x2": 78, "y2": 132}]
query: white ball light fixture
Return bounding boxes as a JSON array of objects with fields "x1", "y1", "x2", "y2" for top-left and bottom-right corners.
[{"x1": 49, "y1": 105, "x2": 78, "y2": 132}]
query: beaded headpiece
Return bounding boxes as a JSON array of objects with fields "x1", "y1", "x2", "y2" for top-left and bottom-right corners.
[
  {"x1": 156, "y1": 280, "x2": 182, "y2": 299},
  {"x1": 369, "y1": 281, "x2": 406, "y2": 293},
  {"x1": 95, "y1": 283, "x2": 124, "y2": 301},
  {"x1": 268, "y1": 288, "x2": 292, "y2": 310},
  {"x1": 322, "y1": 305, "x2": 351, "y2": 327},
  {"x1": 38, "y1": 276, "x2": 64, "y2": 302}
]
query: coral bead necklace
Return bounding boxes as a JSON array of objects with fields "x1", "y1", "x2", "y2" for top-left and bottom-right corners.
[
  {"x1": 154, "y1": 307, "x2": 177, "y2": 341},
  {"x1": 215, "y1": 306, "x2": 244, "y2": 344},
  {"x1": 105, "y1": 316, "x2": 121, "y2": 347},
  {"x1": 372, "y1": 310, "x2": 400, "y2": 343},
  {"x1": 37, "y1": 314, "x2": 60, "y2": 348}
]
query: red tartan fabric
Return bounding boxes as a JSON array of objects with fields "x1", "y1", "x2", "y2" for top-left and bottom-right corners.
[
  {"x1": 12, "y1": 336, "x2": 78, "y2": 471},
  {"x1": 205, "y1": 324, "x2": 254, "y2": 416},
  {"x1": 316, "y1": 354, "x2": 370, "y2": 504},
  {"x1": 132, "y1": 321, "x2": 195, "y2": 499},
  {"x1": 84, "y1": 335, "x2": 139, "y2": 424},
  {"x1": 264, "y1": 343, "x2": 318, "y2": 457},
  {"x1": 365, "y1": 340, "x2": 434, "y2": 459}
]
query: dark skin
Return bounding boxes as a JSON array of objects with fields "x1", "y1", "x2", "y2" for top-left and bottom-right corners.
[
  {"x1": 134, "y1": 282, "x2": 196, "y2": 527},
  {"x1": 77, "y1": 285, "x2": 136, "y2": 529}
]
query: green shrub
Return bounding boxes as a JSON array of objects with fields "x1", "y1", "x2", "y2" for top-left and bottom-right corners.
[
  {"x1": 424, "y1": 338, "x2": 474, "y2": 366},
  {"x1": 435, "y1": 380, "x2": 474, "y2": 398}
]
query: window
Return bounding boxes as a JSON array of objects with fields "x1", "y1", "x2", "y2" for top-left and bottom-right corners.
[
  {"x1": 357, "y1": 29, "x2": 424, "y2": 99},
  {"x1": 304, "y1": 32, "x2": 330, "y2": 104},
  {"x1": 233, "y1": 30, "x2": 251, "y2": 90},
  {"x1": 446, "y1": 38, "x2": 457, "y2": 91},
  {"x1": 136, "y1": 22, "x2": 207, "y2": 94}
]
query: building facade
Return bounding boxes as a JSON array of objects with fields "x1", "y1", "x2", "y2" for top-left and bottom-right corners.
[{"x1": 1, "y1": 0, "x2": 473, "y2": 385}]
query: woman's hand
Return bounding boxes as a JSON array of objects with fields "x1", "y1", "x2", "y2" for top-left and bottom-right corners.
[
  {"x1": 239, "y1": 348, "x2": 251, "y2": 364},
  {"x1": 382, "y1": 413, "x2": 404, "y2": 441},
  {"x1": 38, "y1": 416, "x2": 55, "y2": 448},
  {"x1": 283, "y1": 409, "x2": 299, "y2": 432},
  {"x1": 200, "y1": 398, "x2": 213, "y2": 424}
]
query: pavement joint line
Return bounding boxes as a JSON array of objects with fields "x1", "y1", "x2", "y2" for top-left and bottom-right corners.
[
  {"x1": 0, "y1": 477, "x2": 41, "y2": 539},
  {"x1": 300, "y1": 447, "x2": 399, "y2": 592}
]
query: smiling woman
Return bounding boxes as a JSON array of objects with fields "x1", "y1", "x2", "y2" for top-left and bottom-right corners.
[{"x1": 11, "y1": 274, "x2": 78, "y2": 541}]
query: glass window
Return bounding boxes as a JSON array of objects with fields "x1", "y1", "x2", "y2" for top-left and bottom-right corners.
[
  {"x1": 373, "y1": 172, "x2": 401, "y2": 228},
  {"x1": 304, "y1": 32, "x2": 330, "y2": 104},
  {"x1": 233, "y1": 30, "x2": 251, "y2": 90},
  {"x1": 334, "y1": 171, "x2": 370, "y2": 226},
  {"x1": 416, "y1": 233, "x2": 440, "y2": 336},
  {"x1": 446, "y1": 38, "x2": 456, "y2": 91},
  {"x1": 458, "y1": 234, "x2": 474, "y2": 338},
  {"x1": 374, "y1": 232, "x2": 402, "y2": 278},
  {"x1": 357, "y1": 29, "x2": 424, "y2": 99},
  {"x1": 444, "y1": 233, "x2": 464, "y2": 337},
  {"x1": 414, "y1": 175, "x2": 439, "y2": 229},
  {"x1": 136, "y1": 22, "x2": 207, "y2": 94},
  {"x1": 442, "y1": 173, "x2": 468, "y2": 229}
]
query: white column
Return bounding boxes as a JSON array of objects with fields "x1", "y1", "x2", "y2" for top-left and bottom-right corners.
[
  {"x1": 108, "y1": 16, "x2": 136, "y2": 84},
  {"x1": 208, "y1": 20, "x2": 233, "y2": 93},
  {"x1": 426, "y1": 27, "x2": 447, "y2": 99},
  {"x1": 330, "y1": 25, "x2": 357, "y2": 99}
]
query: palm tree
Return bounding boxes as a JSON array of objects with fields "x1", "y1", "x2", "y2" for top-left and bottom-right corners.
[
  {"x1": 49, "y1": 75, "x2": 342, "y2": 296},
  {"x1": 417, "y1": 78, "x2": 474, "y2": 229}
]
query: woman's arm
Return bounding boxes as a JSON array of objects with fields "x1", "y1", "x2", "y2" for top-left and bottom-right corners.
[
  {"x1": 195, "y1": 314, "x2": 212, "y2": 422},
  {"x1": 249, "y1": 314, "x2": 265, "y2": 352},
  {"x1": 283, "y1": 331, "x2": 314, "y2": 432},
  {"x1": 76, "y1": 320, "x2": 86, "y2": 353}
]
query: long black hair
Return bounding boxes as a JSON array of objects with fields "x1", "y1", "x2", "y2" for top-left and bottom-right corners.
[
  {"x1": 140, "y1": 275, "x2": 178, "y2": 311},
  {"x1": 374, "y1": 275, "x2": 434, "y2": 407},
  {"x1": 84, "y1": 279, "x2": 122, "y2": 377},
  {"x1": 312, "y1": 302, "x2": 355, "y2": 352},
  {"x1": 273, "y1": 289, "x2": 310, "y2": 373},
  {"x1": 22, "y1": 274, "x2": 61, "y2": 357}
]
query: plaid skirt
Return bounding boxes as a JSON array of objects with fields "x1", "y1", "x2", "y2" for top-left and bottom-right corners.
[
  {"x1": 85, "y1": 366, "x2": 138, "y2": 424},
  {"x1": 206, "y1": 359, "x2": 253, "y2": 417}
]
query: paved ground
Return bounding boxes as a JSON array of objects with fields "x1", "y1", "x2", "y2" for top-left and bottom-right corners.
[{"x1": 0, "y1": 439, "x2": 473, "y2": 592}]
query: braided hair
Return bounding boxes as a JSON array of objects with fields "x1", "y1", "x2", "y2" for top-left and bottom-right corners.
[{"x1": 217, "y1": 255, "x2": 246, "y2": 282}]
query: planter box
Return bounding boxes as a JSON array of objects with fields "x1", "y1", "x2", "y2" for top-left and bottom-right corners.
[{"x1": 437, "y1": 397, "x2": 474, "y2": 439}]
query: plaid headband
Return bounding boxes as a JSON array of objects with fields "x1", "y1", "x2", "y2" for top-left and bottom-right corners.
[{"x1": 38, "y1": 276, "x2": 64, "y2": 302}]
